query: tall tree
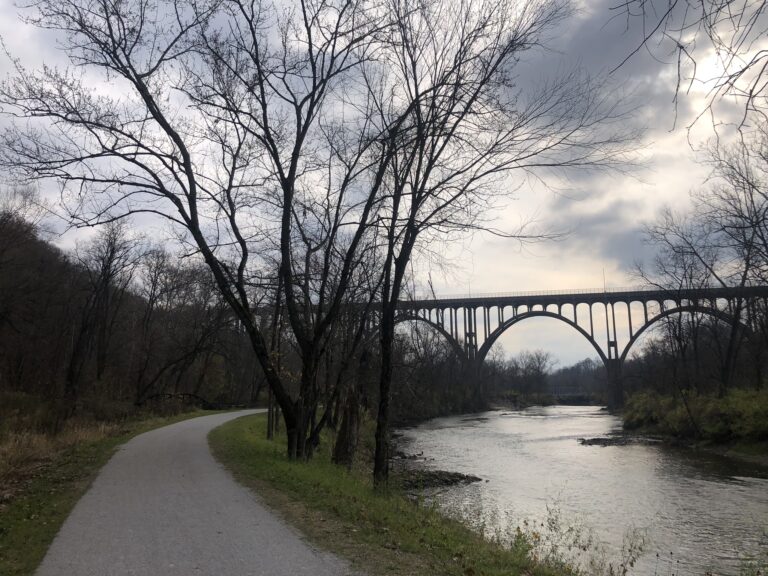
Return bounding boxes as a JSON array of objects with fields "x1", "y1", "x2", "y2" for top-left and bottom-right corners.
[
  {"x1": 368, "y1": 0, "x2": 636, "y2": 485},
  {"x1": 0, "y1": 0, "x2": 391, "y2": 457}
]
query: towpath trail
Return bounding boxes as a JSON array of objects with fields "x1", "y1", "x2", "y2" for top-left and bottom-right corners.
[{"x1": 36, "y1": 410, "x2": 355, "y2": 576}]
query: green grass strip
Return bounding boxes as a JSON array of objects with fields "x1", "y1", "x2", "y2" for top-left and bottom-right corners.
[
  {"x1": 0, "y1": 410, "x2": 220, "y2": 576},
  {"x1": 209, "y1": 414, "x2": 567, "y2": 576}
]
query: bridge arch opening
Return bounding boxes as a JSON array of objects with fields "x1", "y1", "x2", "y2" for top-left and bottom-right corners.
[
  {"x1": 478, "y1": 311, "x2": 608, "y2": 367},
  {"x1": 478, "y1": 312, "x2": 609, "y2": 403},
  {"x1": 619, "y1": 304, "x2": 752, "y2": 363}
]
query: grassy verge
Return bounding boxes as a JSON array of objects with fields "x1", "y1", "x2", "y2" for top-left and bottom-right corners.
[
  {"x1": 0, "y1": 409, "x2": 220, "y2": 576},
  {"x1": 209, "y1": 413, "x2": 578, "y2": 576}
]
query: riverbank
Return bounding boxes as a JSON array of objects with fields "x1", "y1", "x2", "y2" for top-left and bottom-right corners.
[
  {"x1": 622, "y1": 390, "x2": 768, "y2": 466},
  {"x1": 491, "y1": 393, "x2": 601, "y2": 410},
  {"x1": 210, "y1": 413, "x2": 631, "y2": 576},
  {"x1": 0, "y1": 405, "x2": 221, "y2": 576},
  {"x1": 697, "y1": 440, "x2": 768, "y2": 468}
]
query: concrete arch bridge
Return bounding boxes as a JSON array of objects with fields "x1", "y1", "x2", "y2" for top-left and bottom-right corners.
[{"x1": 394, "y1": 285, "x2": 768, "y2": 407}]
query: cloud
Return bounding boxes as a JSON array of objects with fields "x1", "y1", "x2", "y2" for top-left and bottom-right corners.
[
  {"x1": 0, "y1": 1, "x2": 69, "y2": 75},
  {"x1": 541, "y1": 194, "x2": 654, "y2": 271}
]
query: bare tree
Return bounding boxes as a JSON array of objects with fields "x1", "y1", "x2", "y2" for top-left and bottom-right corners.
[
  {"x1": 0, "y1": 0, "x2": 634, "y2": 466},
  {"x1": 519, "y1": 349, "x2": 556, "y2": 394},
  {"x1": 639, "y1": 128, "x2": 768, "y2": 393},
  {"x1": 65, "y1": 220, "x2": 138, "y2": 401},
  {"x1": 0, "y1": 0, "x2": 395, "y2": 457},
  {"x1": 131, "y1": 247, "x2": 231, "y2": 404},
  {"x1": 613, "y1": 0, "x2": 768, "y2": 125},
  {"x1": 0, "y1": 184, "x2": 46, "y2": 228},
  {"x1": 641, "y1": 210, "x2": 746, "y2": 395},
  {"x1": 367, "y1": 0, "x2": 637, "y2": 485},
  {"x1": 699, "y1": 127, "x2": 768, "y2": 283},
  {"x1": 698, "y1": 128, "x2": 768, "y2": 388}
]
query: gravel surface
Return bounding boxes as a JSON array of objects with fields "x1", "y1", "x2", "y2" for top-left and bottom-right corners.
[{"x1": 36, "y1": 410, "x2": 356, "y2": 576}]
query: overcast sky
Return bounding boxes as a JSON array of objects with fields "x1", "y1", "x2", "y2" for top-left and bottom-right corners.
[
  {"x1": 0, "y1": 0, "x2": 740, "y2": 366},
  {"x1": 414, "y1": 0, "x2": 731, "y2": 365}
]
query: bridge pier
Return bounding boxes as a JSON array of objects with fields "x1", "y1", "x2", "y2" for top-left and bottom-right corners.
[{"x1": 605, "y1": 358, "x2": 624, "y2": 410}]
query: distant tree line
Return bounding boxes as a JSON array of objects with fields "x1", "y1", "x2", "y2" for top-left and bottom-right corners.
[{"x1": 465, "y1": 353, "x2": 602, "y2": 408}]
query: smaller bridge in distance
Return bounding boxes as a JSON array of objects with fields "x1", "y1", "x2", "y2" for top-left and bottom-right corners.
[{"x1": 395, "y1": 285, "x2": 768, "y2": 407}]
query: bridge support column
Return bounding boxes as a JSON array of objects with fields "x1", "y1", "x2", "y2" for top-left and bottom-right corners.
[{"x1": 605, "y1": 358, "x2": 624, "y2": 410}]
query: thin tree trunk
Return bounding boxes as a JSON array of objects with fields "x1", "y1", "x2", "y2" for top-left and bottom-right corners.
[{"x1": 374, "y1": 308, "x2": 396, "y2": 486}]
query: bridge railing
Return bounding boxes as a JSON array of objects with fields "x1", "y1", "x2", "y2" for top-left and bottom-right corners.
[
  {"x1": 406, "y1": 286, "x2": 647, "y2": 300},
  {"x1": 402, "y1": 283, "x2": 768, "y2": 302}
]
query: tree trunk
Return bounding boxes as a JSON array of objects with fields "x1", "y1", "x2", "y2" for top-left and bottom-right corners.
[
  {"x1": 332, "y1": 392, "x2": 359, "y2": 468},
  {"x1": 373, "y1": 312, "x2": 395, "y2": 487},
  {"x1": 267, "y1": 386, "x2": 275, "y2": 440}
]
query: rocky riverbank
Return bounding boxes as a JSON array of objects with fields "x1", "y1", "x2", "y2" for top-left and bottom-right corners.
[
  {"x1": 577, "y1": 434, "x2": 663, "y2": 447},
  {"x1": 391, "y1": 438, "x2": 482, "y2": 493},
  {"x1": 578, "y1": 432, "x2": 768, "y2": 474}
]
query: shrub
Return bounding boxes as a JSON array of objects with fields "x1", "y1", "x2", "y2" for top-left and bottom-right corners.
[
  {"x1": 623, "y1": 389, "x2": 768, "y2": 442},
  {"x1": 622, "y1": 392, "x2": 663, "y2": 430}
]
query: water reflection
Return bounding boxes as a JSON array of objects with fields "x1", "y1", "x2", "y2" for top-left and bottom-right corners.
[{"x1": 399, "y1": 406, "x2": 768, "y2": 575}]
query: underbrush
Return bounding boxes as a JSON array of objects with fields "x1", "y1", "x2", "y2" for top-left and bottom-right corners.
[
  {"x1": 623, "y1": 389, "x2": 768, "y2": 442},
  {"x1": 210, "y1": 414, "x2": 646, "y2": 576},
  {"x1": 0, "y1": 391, "x2": 204, "y2": 494},
  {"x1": 492, "y1": 391, "x2": 557, "y2": 409}
]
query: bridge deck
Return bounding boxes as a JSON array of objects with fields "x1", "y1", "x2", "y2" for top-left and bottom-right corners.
[{"x1": 399, "y1": 285, "x2": 768, "y2": 310}]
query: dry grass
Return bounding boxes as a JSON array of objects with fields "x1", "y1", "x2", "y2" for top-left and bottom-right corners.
[
  {"x1": 0, "y1": 391, "x2": 199, "y2": 513},
  {"x1": 0, "y1": 421, "x2": 120, "y2": 504}
]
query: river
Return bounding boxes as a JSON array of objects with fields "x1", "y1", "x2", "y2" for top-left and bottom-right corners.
[{"x1": 398, "y1": 405, "x2": 768, "y2": 575}]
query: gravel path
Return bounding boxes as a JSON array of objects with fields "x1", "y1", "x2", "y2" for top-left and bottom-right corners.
[{"x1": 36, "y1": 410, "x2": 355, "y2": 576}]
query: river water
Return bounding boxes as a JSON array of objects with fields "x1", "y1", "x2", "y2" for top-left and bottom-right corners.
[{"x1": 398, "y1": 406, "x2": 768, "y2": 575}]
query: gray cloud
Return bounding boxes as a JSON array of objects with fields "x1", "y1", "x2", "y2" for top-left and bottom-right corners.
[
  {"x1": 513, "y1": 0, "x2": 700, "y2": 140},
  {"x1": 542, "y1": 195, "x2": 656, "y2": 272}
]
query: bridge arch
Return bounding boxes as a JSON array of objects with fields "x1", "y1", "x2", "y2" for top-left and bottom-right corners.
[
  {"x1": 618, "y1": 304, "x2": 752, "y2": 363},
  {"x1": 476, "y1": 310, "x2": 609, "y2": 366},
  {"x1": 391, "y1": 312, "x2": 469, "y2": 363}
]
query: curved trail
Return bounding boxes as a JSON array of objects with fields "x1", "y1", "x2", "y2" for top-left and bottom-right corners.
[{"x1": 36, "y1": 410, "x2": 355, "y2": 576}]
